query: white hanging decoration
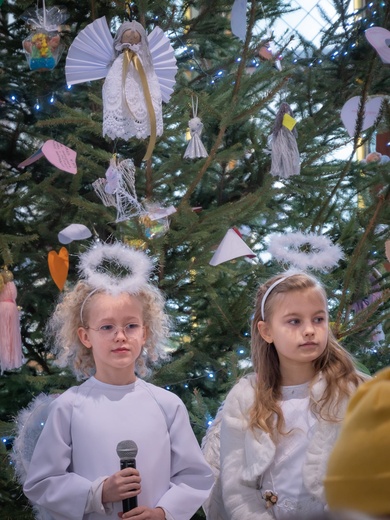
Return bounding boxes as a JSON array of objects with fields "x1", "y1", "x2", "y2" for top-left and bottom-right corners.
[
  {"x1": 184, "y1": 96, "x2": 208, "y2": 159},
  {"x1": 65, "y1": 17, "x2": 177, "y2": 161},
  {"x1": 92, "y1": 157, "x2": 144, "y2": 223}
]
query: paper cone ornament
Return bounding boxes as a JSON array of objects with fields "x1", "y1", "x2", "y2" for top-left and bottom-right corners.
[
  {"x1": 341, "y1": 96, "x2": 383, "y2": 138},
  {"x1": 48, "y1": 247, "x2": 69, "y2": 290},
  {"x1": 58, "y1": 224, "x2": 92, "y2": 244},
  {"x1": 209, "y1": 228, "x2": 256, "y2": 266},
  {"x1": 365, "y1": 27, "x2": 390, "y2": 64}
]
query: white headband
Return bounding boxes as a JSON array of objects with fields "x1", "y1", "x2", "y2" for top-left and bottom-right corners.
[{"x1": 260, "y1": 276, "x2": 287, "y2": 320}]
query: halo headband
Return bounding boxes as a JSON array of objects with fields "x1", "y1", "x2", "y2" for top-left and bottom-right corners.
[
  {"x1": 78, "y1": 242, "x2": 153, "y2": 296},
  {"x1": 261, "y1": 277, "x2": 287, "y2": 321}
]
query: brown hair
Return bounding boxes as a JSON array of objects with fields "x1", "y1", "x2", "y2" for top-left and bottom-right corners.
[{"x1": 249, "y1": 272, "x2": 365, "y2": 437}]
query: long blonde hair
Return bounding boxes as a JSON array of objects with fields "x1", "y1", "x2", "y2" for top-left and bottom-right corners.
[
  {"x1": 47, "y1": 281, "x2": 170, "y2": 380},
  {"x1": 249, "y1": 272, "x2": 365, "y2": 437}
]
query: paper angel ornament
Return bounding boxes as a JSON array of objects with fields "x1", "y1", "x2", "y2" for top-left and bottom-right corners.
[
  {"x1": 267, "y1": 102, "x2": 300, "y2": 178},
  {"x1": 92, "y1": 157, "x2": 144, "y2": 223},
  {"x1": 66, "y1": 17, "x2": 177, "y2": 160},
  {"x1": 184, "y1": 97, "x2": 208, "y2": 159},
  {"x1": 21, "y1": 4, "x2": 69, "y2": 71}
]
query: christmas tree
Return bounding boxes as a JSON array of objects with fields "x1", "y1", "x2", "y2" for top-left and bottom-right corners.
[{"x1": 1, "y1": 0, "x2": 390, "y2": 518}]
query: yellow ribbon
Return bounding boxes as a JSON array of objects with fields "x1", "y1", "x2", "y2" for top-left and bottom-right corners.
[{"x1": 122, "y1": 49, "x2": 156, "y2": 161}]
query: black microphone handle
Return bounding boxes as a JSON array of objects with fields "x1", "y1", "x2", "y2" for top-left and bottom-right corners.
[{"x1": 120, "y1": 459, "x2": 138, "y2": 512}]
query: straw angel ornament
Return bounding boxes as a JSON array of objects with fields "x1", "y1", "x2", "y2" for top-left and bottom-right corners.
[
  {"x1": 65, "y1": 17, "x2": 177, "y2": 160},
  {"x1": 184, "y1": 96, "x2": 208, "y2": 159}
]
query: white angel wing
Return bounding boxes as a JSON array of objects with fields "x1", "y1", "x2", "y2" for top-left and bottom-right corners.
[
  {"x1": 65, "y1": 16, "x2": 115, "y2": 85},
  {"x1": 148, "y1": 26, "x2": 177, "y2": 103}
]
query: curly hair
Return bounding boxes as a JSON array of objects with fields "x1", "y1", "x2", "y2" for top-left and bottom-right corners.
[
  {"x1": 249, "y1": 272, "x2": 365, "y2": 438},
  {"x1": 47, "y1": 281, "x2": 170, "y2": 380}
]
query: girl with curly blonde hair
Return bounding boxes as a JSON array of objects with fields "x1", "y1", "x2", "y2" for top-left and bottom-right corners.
[{"x1": 23, "y1": 242, "x2": 213, "y2": 520}]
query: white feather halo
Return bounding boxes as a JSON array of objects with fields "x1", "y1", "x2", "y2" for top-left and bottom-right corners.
[
  {"x1": 267, "y1": 232, "x2": 343, "y2": 271},
  {"x1": 78, "y1": 242, "x2": 153, "y2": 295}
]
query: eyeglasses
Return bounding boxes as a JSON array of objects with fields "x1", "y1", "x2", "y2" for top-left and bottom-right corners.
[{"x1": 85, "y1": 323, "x2": 144, "y2": 340}]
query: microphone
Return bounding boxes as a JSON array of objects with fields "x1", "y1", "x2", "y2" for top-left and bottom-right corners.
[{"x1": 116, "y1": 440, "x2": 138, "y2": 513}]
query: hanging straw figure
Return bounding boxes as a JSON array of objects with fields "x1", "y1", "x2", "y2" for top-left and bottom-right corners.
[
  {"x1": 184, "y1": 96, "x2": 208, "y2": 159},
  {"x1": 268, "y1": 102, "x2": 300, "y2": 178},
  {"x1": 92, "y1": 156, "x2": 145, "y2": 223},
  {"x1": 0, "y1": 267, "x2": 23, "y2": 373}
]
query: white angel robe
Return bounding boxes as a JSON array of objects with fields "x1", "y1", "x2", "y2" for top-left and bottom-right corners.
[
  {"x1": 102, "y1": 39, "x2": 163, "y2": 141},
  {"x1": 23, "y1": 377, "x2": 214, "y2": 520}
]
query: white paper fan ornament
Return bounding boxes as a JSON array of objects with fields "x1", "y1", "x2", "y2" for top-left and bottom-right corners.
[
  {"x1": 148, "y1": 26, "x2": 177, "y2": 103},
  {"x1": 65, "y1": 17, "x2": 115, "y2": 84}
]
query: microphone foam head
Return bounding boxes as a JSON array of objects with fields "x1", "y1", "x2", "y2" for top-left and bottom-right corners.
[{"x1": 116, "y1": 440, "x2": 138, "y2": 460}]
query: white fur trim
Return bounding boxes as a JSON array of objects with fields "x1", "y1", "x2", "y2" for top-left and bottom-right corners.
[
  {"x1": 268, "y1": 232, "x2": 343, "y2": 270},
  {"x1": 78, "y1": 242, "x2": 153, "y2": 296}
]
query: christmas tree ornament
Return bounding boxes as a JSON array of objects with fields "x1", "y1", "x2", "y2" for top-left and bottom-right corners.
[
  {"x1": 0, "y1": 267, "x2": 23, "y2": 373},
  {"x1": 184, "y1": 96, "x2": 208, "y2": 159},
  {"x1": 341, "y1": 96, "x2": 384, "y2": 138},
  {"x1": 65, "y1": 17, "x2": 177, "y2": 161},
  {"x1": 365, "y1": 27, "x2": 390, "y2": 64},
  {"x1": 58, "y1": 224, "x2": 92, "y2": 244},
  {"x1": 18, "y1": 139, "x2": 77, "y2": 174},
  {"x1": 267, "y1": 232, "x2": 343, "y2": 271},
  {"x1": 258, "y1": 36, "x2": 282, "y2": 71},
  {"x1": 48, "y1": 247, "x2": 69, "y2": 290},
  {"x1": 350, "y1": 268, "x2": 385, "y2": 346},
  {"x1": 141, "y1": 203, "x2": 176, "y2": 239},
  {"x1": 360, "y1": 151, "x2": 390, "y2": 166},
  {"x1": 209, "y1": 228, "x2": 256, "y2": 266},
  {"x1": 20, "y1": 3, "x2": 69, "y2": 71},
  {"x1": 267, "y1": 102, "x2": 300, "y2": 178},
  {"x1": 92, "y1": 156, "x2": 144, "y2": 223},
  {"x1": 231, "y1": 0, "x2": 247, "y2": 42}
]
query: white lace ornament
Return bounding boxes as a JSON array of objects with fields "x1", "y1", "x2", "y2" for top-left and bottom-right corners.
[
  {"x1": 92, "y1": 157, "x2": 144, "y2": 223},
  {"x1": 102, "y1": 22, "x2": 163, "y2": 142},
  {"x1": 184, "y1": 96, "x2": 208, "y2": 159}
]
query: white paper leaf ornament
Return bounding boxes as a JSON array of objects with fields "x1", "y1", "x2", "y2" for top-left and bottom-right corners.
[
  {"x1": 365, "y1": 26, "x2": 390, "y2": 64},
  {"x1": 58, "y1": 224, "x2": 92, "y2": 244},
  {"x1": 340, "y1": 96, "x2": 383, "y2": 138}
]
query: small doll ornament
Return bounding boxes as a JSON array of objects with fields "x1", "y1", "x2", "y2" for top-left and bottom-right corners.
[
  {"x1": 21, "y1": 4, "x2": 69, "y2": 71},
  {"x1": 184, "y1": 96, "x2": 208, "y2": 159},
  {"x1": 66, "y1": 17, "x2": 177, "y2": 161},
  {"x1": 361, "y1": 151, "x2": 390, "y2": 166},
  {"x1": 267, "y1": 102, "x2": 300, "y2": 178},
  {"x1": 0, "y1": 268, "x2": 23, "y2": 373}
]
